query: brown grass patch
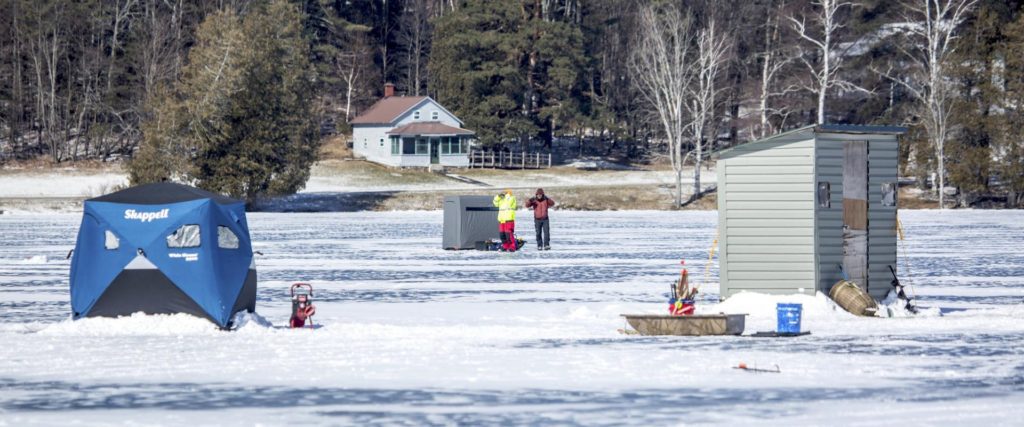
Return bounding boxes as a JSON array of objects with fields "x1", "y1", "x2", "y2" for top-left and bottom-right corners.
[
  {"x1": 318, "y1": 135, "x2": 353, "y2": 161},
  {"x1": 898, "y1": 187, "x2": 940, "y2": 209},
  {"x1": 369, "y1": 185, "x2": 716, "y2": 211}
]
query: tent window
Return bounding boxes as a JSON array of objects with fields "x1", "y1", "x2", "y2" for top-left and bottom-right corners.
[
  {"x1": 881, "y1": 182, "x2": 896, "y2": 207},
  {"x1": 104, "y1": 230, "x2": 119, "y2": 250},
  {"x1": 167, "y1": 224, "x2": 201, "y2": 248},
  {"x1": 818, "y1": 182, "x2": 831, "y2": 208},
  {"x1": 218, "y1": 226, "x2": 240, "y2": 249}
]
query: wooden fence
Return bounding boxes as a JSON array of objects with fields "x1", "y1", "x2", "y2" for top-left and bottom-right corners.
[{"x1": 469, "y1": 150, "x2": 552, "y2": 169}]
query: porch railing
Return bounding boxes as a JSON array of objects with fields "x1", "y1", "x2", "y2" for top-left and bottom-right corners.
[{"x1": 468, "y1": 150, "x2": 552, "y2": 169}]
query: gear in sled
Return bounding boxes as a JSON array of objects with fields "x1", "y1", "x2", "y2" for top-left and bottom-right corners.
[{"x1": 290, "y1": 283, "x2": 316, "y2": 329}]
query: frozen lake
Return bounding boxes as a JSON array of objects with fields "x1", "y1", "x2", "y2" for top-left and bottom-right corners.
[{"x1": 1, "y1": 210, "x2": 1022, "y2": 425}]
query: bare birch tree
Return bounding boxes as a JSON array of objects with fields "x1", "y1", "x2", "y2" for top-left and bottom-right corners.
[
  {"x1": 688, "y1": 20, "x2": 730, "y2": 201},
  {"x1": 789, "y1": 0, "x2": 862, "y2": 124},
  {"x1": 630, "y1": 4, "x2": 696, "y2": 207},
  {"x1": 885, "y1": 0, "x2": 978, "y2": 209},
  {"x1": 757, "y1": 3, "x2": 798, "y2": 138},
  {"x1": 399, "y1": 0, "x2": 432, "y2": 96}
]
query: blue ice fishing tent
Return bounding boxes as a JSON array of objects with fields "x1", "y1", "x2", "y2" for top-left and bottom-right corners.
[{"x1": 69, "y1": 182, "x2": 257, "y2": 328}]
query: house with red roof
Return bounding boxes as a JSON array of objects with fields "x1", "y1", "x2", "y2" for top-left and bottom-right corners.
[{"x1": 350, "y1": 83, "x2": 475, "y2": 168}]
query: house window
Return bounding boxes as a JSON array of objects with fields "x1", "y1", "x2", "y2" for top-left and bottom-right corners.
[
  {"x1": 380, "y1": 138, "x2": 384, "y2": 147},
  {"x1": 218, "y1": 226, "x2": 239, "y2": 249},
  {"x1": 444, "y1": 137, "x2": 464, "y2": 155},
  {"x1": 391, "y1": 137, "x2": 400, "y2": 155},
  {"x1": 402, "y1": 138, "x2": 416, "y2": 154},
  {"x1": 415, "y1": 138, "x2": 429, "y2": 155},
  {"x1": 431, "y1": 111, "x2": 438, "y2": 120},
  {"x1": 104, "y1": 230, "x2": 119, "y2": 250},
  {"x1": 817, "y1": 182, "x2": 831, "y2": 208},
  {"x1": 363, "y1": 138, "x2": 367, "y2": 149},
  {"x1": 440, "y1": 137, "x2": 462, "y2": 155},
  {"x1": 167, "y1": 224, "x2": 201, "y2": 248},
  {"x1": 881, "y1": 182, "x2": 896, "y2": 207},
  {"x1": 414, "y1": 111, "x2": 420, "y2": 120}
]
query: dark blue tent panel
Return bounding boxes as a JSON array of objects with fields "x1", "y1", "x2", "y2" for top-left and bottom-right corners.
[{"x1": 69, "y1": 182, "x2": 257, "y2": 328}]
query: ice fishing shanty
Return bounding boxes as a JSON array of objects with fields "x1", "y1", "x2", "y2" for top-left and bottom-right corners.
[
  {"x1": 442, "y1": 195, "x2": 500, "y2": 249},
  {"x1": 716, "y1": 124, "x2": 906, "y2": 301},
  {"x1": 69, "y1": 182, "x2": 257, "y2": 328}
]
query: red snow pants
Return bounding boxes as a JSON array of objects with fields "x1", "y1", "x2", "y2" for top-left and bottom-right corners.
[{"x1": 499, "y1": 221, "x2": 516, "y2": 251}]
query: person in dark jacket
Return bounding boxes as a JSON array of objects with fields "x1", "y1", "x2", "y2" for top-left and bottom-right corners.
[{"x1": 525, "y1": 188, "x2": 555, "y2": 250}]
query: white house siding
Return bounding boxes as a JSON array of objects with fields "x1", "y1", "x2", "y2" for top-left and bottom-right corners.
[
  {"x1": 718, "y1": 133, "x2": 817, "y2": 299},
  {"x1": 813, "y1": 133, "x2": 899, "y2": 301},
  {"x1": 392, "y1": 100, "x2": 461, "y2": 128},
  {"x1": 352, "y1": 125, "x2": 399, "y2": 166},
  {"x1": 352, "y1": 98, "x2": 470, "y2": 168}
]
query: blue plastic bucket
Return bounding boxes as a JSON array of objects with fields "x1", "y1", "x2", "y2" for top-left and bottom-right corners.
[{"x1": 776, "y1": 303, "x2": 802, "y2": 334}]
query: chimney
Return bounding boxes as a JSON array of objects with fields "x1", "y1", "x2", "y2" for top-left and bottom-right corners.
[{"x1": 384, "y1": 83, "x2": 395, "y2": 98}]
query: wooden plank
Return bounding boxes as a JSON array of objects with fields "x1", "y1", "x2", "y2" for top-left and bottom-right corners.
[{"x1": 843, "y1": 199, "x2": 868, "y2": 230}]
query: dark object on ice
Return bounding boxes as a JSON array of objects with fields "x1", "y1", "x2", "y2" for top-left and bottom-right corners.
[
  {"x1": 889, "y1": 265, "x2": 919, "y2": 314},
  {"x1": 474, "y1": 239, "x2": 503, "y2": 251},
  {"x1": 443, "y1": 195, "x2": 499, "y2": 250},
  {"x1": 69, "y1": 182, "x2": 257, "y2": 329},
  {"x1": 290, "y1": 283, "x2": 316, "y2": 329},
  {"x1": 733, "y1": 363, "x2": 781, "y2": 373},
  {"x1": 750, "y1": 331, "x2": 811, "y2": 337},
  {"x1": 620, "y1": 314, "x2": 746, "y2": 336}
]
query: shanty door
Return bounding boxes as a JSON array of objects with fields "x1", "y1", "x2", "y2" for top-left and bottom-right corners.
[{"x1": 842, "y1": 141, "x2": 868, "y2": 289}]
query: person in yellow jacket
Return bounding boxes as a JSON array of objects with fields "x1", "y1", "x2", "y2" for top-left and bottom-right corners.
[{"x1": 493, "y1": 189, "x2": 518, "y2": 251}]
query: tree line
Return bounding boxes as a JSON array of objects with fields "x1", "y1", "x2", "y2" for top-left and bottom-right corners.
[{"x1": 1, "y1": 0, "x2": 1022, "y2": 206}]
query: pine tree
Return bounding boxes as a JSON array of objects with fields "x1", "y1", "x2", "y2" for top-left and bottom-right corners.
[
  {"x1": 129, "y1": 0, "x2": 319, "y2": 201},
  {"x1": 999, "y1": 5, "x2": 1024, "y2": 207},
  {"x1": 428, "y1": 0, "x2": 584, "y2": 147}
]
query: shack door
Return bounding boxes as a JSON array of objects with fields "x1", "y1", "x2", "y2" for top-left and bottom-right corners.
[{"x1": 842, "y1": 141, "x2": 868, "y2": 290}]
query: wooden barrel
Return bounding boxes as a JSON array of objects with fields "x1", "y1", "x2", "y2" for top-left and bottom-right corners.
[{"x1": 829, "y1": 280, "x2": 878, "y2": 317}]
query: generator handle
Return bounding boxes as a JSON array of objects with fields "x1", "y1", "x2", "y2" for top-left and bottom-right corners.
[{"x1": 291, "y1": 282, "x2": 313, "y2": 297}]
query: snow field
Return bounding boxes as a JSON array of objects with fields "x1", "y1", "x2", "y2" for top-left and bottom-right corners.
[{"x1": 0, "y1": 210, "x2": 1022, "y2": 426}]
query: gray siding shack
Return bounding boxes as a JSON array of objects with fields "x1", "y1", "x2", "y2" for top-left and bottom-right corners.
[{"x1": 717, "y1": 125, "x2": 905, "y2": 301}]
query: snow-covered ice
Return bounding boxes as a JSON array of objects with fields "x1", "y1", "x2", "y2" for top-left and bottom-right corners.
[{"x1": 0, "y1": 210, "x2": 1022, "y2": 426}]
